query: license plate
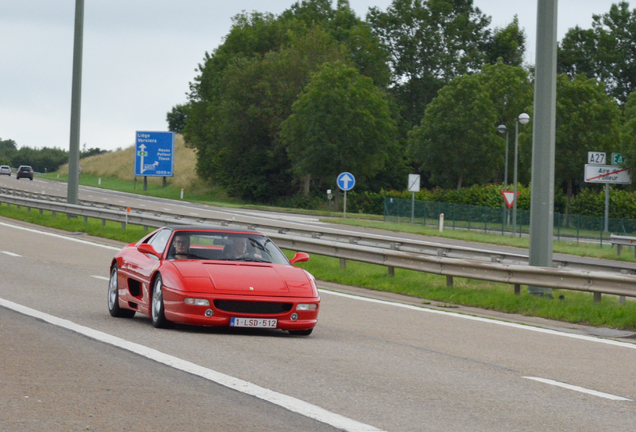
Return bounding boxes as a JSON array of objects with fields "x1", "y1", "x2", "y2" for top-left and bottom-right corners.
[{"x1": 230, "y1": 318, "x2": 277, "y2": 328}]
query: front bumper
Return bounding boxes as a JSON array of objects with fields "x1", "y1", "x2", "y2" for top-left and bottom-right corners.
[{"x1": 162, "y1": 286, "x2": 319, "y2": 330}]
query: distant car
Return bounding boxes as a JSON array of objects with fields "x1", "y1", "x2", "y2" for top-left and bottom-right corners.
[
  {"x1": 16, "y1": 165, "x2": 33, "y2": 180},
  {"x1": 0, "y1": 165, "x2": 10, "y2": 176},
  {"x1": 108, "y1": 226, "x2": 320, "y2": 335}
]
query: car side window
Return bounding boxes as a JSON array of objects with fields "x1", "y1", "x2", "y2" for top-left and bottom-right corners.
[{"x1": 148, "y1": 229, "x2": 172, "y2": 254}]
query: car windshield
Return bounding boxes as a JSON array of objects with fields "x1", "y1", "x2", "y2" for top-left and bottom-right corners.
[{"x1": 166, "y1": 231, "x2": 289, "y2": 264}]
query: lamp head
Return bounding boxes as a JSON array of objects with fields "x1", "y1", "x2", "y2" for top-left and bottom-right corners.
[
  {"x1": 518, "y1": 113, "x2": 530, "y2": 125},
  {"x1": 497, "y1": 125, "x2": 507, "y2": 134}
]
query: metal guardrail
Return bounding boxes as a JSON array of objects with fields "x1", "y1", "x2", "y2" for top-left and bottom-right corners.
[
  {"x1": 610, "y1": 234, "x2": 636, "y2": 258},
  {"x1": 1, "y1": 192, "x2": 636, "y2": 301},
  {"x1": 1, "y1": 187, "x2": 632, "y2": 275}
]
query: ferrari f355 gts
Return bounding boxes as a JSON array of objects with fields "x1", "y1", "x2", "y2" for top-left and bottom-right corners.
[{"x1": 108, "y1": 226, "x2": 319, "y2": 335}]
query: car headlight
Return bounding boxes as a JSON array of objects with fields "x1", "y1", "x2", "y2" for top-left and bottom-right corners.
[
  {"x1": 184, "y1": 298, "x2": 210, "y2": 306},
  {"x1": 296, "y1": 303, "x2": 317, "y2": 311}
]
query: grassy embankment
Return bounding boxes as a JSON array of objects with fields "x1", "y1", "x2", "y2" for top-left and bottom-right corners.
[{"x1": 2, "y1": 139, "x2": 635, "y2": 330}]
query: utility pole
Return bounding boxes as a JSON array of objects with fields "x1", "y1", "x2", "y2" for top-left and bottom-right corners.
[
  {"x1": 528, "y1": 0, "x2": 558, "y2": 296},
  {"x1": 67, "y1": 0, "x2": 84, "y2": 205}
]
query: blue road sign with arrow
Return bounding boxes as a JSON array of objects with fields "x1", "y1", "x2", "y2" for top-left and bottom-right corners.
[
  {"x1": 134, "y1": 131, "x2": 175, "y2": 177},
  {"x1": 337, "y1": 172, "x2": 355, "y2": 191}
]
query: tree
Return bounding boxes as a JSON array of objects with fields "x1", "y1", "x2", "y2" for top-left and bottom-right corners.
[
  {"x1": 367, "y1": 0, "x2": 492, "y2": 126},
  {"x1": 620, "y1": 91, "x2": 636, "y2": 173},
  {"x1": 484, "y1": 16, "x2": 526, "y2": 67},
  {"x1": 558, "y1": 2, "x2": 636, "y2": 104},
  {"x1": 280, "y1": 62, "x2": 396, "y2": 194},
  {"x1": 184, "y1": 3, "x2": 391, "y2": 201},
  {"x1": 167, "y1": 104, "x2": 190, "y2": 134},
  {"x1": 0, "y1": 138, "x2": 17, "y2": 165},
  {"x1": 520, "y1": 75, "x2": 621, "y2": 215},
  {"x1": 409, "y1": 74, "x2": 500, "y2": 189}
]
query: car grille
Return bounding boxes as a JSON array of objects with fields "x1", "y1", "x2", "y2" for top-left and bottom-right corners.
[{"x1": 213, "y1": 300, "x2": 292, "y2": 314}]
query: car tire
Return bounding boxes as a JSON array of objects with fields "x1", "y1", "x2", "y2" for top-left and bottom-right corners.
[
  {"x1": 151, "y1": 274, "x2": 173, "y2": 329},
  {"x1": 289, "y1": 329, "x2": 313, "y2": 336},
  {"x1": 108, "y1": 264, "x2": 135, "y2": 318}
]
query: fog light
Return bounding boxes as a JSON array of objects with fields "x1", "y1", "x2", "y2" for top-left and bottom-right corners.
[
  {"x1": 296, "y1": 304, "x2": 317, "y2": 311},
  {"x1": 185, "y1": 298, "x2": 210, "y2": 306},
  {"x1": 290, "y1": 313, "x2": 299, "y2": 321},
  {"x1": 205, "y1": 309, "x2": 214, "y2": 317}
]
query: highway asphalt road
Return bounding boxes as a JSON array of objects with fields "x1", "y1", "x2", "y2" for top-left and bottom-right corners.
[{"x1": 1, "y1": 218, "x2": 636, "y2": 431}]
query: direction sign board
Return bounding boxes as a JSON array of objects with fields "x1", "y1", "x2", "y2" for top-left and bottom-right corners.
[
  {"x1": 408, "y1": 174, "x2": 420, "y2": 192},
  {"x1": 584, "y1": 164, "x2": 632, "y2": 184},
  {"x1": 337, "y1": 172, "x2": 355, "y2": 191},
  {"x1": 134, "y1": 131, "x2": 175, "y2": 177},
  {"x1": 501, "y1": 190, "x2": 519, "y2": 209},
  {"x1": 612, "y1": 153, "x2": 626, "y2": 165},
  {"x1": 588, "y1": 151, "x2": 606, "y2": 164}
]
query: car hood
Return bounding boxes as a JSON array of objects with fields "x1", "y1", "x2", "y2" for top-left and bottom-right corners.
[{"x1": 171, "y1": 261, "x2": 314, "y2": 297}]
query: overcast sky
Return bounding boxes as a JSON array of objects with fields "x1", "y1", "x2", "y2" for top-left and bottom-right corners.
[{"x1": 0, "y1": 0, "x2": 621, "y2": 152}]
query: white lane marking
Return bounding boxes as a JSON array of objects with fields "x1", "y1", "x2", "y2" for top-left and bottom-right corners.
[
  {"x1": 523, "y1": 377, "x2": 632, "y2": 401},
  {"x1": 91, "y1": 275, "x2": 109, "y2": 281},
  {"x1": 318, "y1": 290, "x2": 636, "y2": 350},
  {"x1": 190, "y1": 212, "x2": 198, "y2": 216},
  {"x1": 1, "y1": 251, "x2": 21, "y2": 257},
  {"x1": 0, "y1": 222, "x2": 121, "y2": 251},
  {"x1": 0, "y1": 298, "x2": 384, "y2": 432}
]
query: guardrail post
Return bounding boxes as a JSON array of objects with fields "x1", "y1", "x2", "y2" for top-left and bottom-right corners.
[
  {"x1": 617, "y1": 244, "x2": 622, "y2": 257},
  {"x1": 121, "y1": 221, "x2": 126, "y2": 229},
  {"x1": 514, "y1": 284, "x2": 521, "y2": 295},
  {"x1": 84, "y1": 216, "x2": 88, "y2": 222},
  {"x1": 620, "y1": 296, "x2": 626, "y2": 304},
  {"x1": 340, "y1": 258, "x2": 346, "y2": 269},
  {"x1": 388, "y1": 266, "x2": 394, "y2": 276},
  {"x1": 102, "y1": 219, "x2": 106, "y2": 226},
  {"x1": 144, "y1": 226, "x2": 148, "y2": 231},
  {"x1": 39, "y1": 209, "x2": 43, "y2": 215},
  {"x1": 593, "y1": 292, "x2": 602, "y2": 303},
  {"x1": 52, "y1": 211, "x2": 56, "y2": 217},
  {"x1": 446, "y1": 276, "x2": 453, "y2": 287}
]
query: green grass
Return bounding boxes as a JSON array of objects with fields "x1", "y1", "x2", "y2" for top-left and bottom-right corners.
[
  {"x1": 288, "y1": 253, "x2": 636, "y2": 330},
  {"x1": 7, "y1": 176, "x2": 636, "y2": 331},
  {"x1": 324, "y1": 217, "x2": 636, "y2": 263}
]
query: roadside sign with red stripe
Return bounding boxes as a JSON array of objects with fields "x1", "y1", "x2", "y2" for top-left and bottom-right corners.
[{"x1": 501, "y1": 190, "x2": 519, "y2": 208}]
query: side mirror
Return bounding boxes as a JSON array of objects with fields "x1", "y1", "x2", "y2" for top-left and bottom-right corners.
[
  {"x1": 290, "y1": 252, "x2": 310, "y2": 265},
  {"x1": 137, "y1": 243, "x2": 161, "y2": 258}
]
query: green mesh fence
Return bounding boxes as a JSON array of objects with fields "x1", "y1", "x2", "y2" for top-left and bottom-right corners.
[{"x1": 383, "y1": 198, "x2": 636, "y2": 246}]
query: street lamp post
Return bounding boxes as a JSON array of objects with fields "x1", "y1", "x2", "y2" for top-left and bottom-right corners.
[
  {"x1": 497, "y1": 124, "x2": 509, "y2": 228},
  {"x1": 513, "y1": 113, "x2": 530, "y2": 237}
]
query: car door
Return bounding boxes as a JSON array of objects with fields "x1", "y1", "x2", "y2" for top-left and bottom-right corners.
[{"x1": 120, "y1": 229, "x2": 172, "y2": 305}]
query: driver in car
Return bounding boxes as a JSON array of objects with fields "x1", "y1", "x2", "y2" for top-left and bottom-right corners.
[
  {"x1": 224, "y1": 237, "x2": 262, "y2": 260},
  {"x1": 172, "y1": 234, "x2": 190, "y2": 259}
]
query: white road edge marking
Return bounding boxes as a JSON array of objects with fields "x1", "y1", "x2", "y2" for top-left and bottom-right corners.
[
  {"x1": 0, "y1": 298, "x2": 384, "y2": 432},
  {"x1": 91, "y1": 275, "x2": 110, "y2": 281},
  {"x1": 0, "y1": 222, "x2": 121, "y2": 251},
  {"x1": 523, "y1": 377, "x2": 632, "y2": 401},
  {"x1": 318, "y1": 290, "x2": 636, "y2": 350},
  {"x1": 1, "y1": 251, "x2": 21, "y2": 257}
]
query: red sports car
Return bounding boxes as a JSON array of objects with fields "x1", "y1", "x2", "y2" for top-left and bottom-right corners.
[{"x1": 108, "y1": 226, "x2": 319, "y2": 335}]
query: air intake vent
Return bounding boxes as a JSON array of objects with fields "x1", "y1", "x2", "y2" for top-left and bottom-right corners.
[{"x1": 214, "y1": 300, "x2": 292, "y2": 314}]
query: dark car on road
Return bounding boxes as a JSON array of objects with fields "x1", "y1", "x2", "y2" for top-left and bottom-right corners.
[{"x1": 16, "y1": 165, "x2": 33, "y2": 180}]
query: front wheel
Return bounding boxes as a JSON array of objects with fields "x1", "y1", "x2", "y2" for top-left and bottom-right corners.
[
  {"x1": 289, "y1": 329, "x2": 313, "y2": 336},
  {"x1": 108, "y1": 264, "x2": 135, "y2": 318},
  {"x1": 151, "y1": 274, "x2": 173, "y2": 328}
]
